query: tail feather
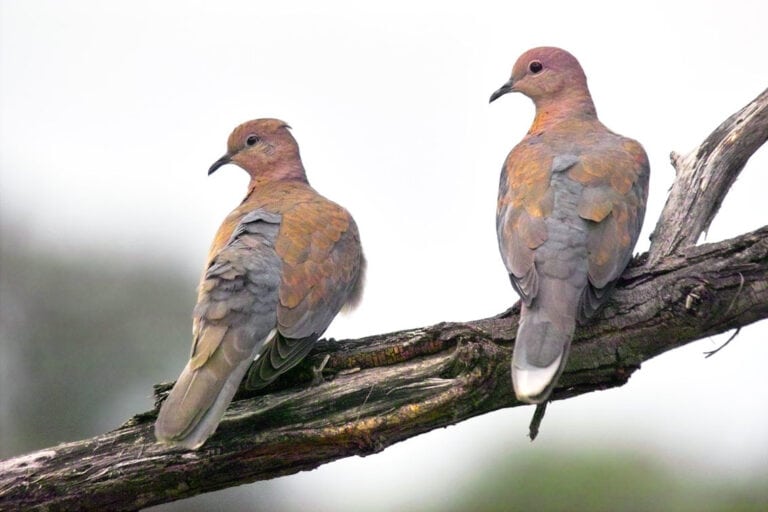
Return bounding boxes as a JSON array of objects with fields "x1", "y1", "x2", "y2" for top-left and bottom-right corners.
[
  {"x1": 512, "y1": 306, "x2": 573, "y2": 403},
  {"x1": 155, "y1": 330, "x2": 274, "y2": 449},
  {"x1": 512, "y1": 277, "x2": 580, "y2": 404},
  {"x1": 155, "y1": 355, "x2": 254, "y2": 449}
]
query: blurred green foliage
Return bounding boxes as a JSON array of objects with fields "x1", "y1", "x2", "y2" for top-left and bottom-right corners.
[
  {"x1": 0, "y1": 230, "x2": 194, "y2": 457},
  {"x1": 436, "y1": 449, "x2": 768, "y2": 512}
]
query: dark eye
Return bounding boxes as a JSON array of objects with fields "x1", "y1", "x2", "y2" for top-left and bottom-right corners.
[
  {"x1": 529, "y1": 61, "x2": 543, "y2": 74},
  {"x1": 245, "y1": 134, "x2": 260, "y2": 146}
]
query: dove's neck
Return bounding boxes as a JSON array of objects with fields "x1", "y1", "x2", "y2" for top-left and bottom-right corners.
[
  {"x1": 529, "y1": 90, "x2": 597, "y2": 133},
  {"x1": 248, "y1": 159, "x2": 308, "y2": 189}
]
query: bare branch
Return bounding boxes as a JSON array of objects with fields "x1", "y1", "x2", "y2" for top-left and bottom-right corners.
[
  {"x1": 648, "y1": 87, "x2": 768, "y2": 265},
  {"x1": 1, "y1": 225, "x2": 766, "y2": 511}
]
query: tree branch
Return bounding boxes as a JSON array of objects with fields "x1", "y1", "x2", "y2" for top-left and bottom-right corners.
[
  {"x1": 2, "y1": 89, "x2": 768, "y2": 512},
  {"x1": 647, "y1": 87, "x2": 768, "y2": 265}
]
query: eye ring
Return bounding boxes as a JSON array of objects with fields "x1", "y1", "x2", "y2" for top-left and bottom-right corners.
[
  {"x1": 245, "y1": 134, "x2": 260, "y2": 146},
  {"x1": 528, "y1": 60, "x2": 543, "y2": 74}
]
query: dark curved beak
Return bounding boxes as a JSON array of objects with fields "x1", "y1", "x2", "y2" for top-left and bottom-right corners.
[
  {"x1": 208, "y1": 153, "x2": 232, "y2": 175},
  {"x1": 489, "y1": 79, "x2": 515, "y2": 103}
]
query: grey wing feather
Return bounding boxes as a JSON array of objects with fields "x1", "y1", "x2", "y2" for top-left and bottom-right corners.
[
  {"x1": 155, "y1": 209, "x2": 283, "y2": 448},
  {"x1": 245, "y1": 333, "x2": 318, "y2": 389}
]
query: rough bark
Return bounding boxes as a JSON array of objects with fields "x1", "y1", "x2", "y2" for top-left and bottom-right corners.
[
  {"x1": 1, "y1": 88, "x2": 767, "y2": 512},
  {"x1": 647, "y1": 87, "x2": 768, "y2": 265}
]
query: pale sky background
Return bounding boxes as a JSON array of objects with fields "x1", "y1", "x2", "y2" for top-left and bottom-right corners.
[{"x1": 1, "y1": 1, "x2": 767, "y2": 510}]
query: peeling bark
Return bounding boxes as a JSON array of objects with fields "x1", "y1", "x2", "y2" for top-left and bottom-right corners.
[
  {"x1": 647, "y1": 87, "x2": 768, "y2": 265},
  {"x1": 1, "y1": 88, "x2": 767, "y2": 512}
]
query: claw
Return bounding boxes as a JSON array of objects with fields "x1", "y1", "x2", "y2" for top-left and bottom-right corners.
[{"x1": 311, "y1": 354, "x2": 331, "y2": 386}]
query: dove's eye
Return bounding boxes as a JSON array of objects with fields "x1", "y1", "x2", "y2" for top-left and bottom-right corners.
[
  {"x1": 246, "y1": 135, "x2": 260, "y2": 146},
  {"x1": 529, "y1": 61, "x2": 543, "y2": 74}
]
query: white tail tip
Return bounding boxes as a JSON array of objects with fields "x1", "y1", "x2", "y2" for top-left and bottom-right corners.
[{"x1": 512, "y1": 352, "x2": 563, "y2": 404}]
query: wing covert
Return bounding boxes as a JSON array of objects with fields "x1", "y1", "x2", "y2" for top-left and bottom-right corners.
[{"x1": 573, "y1": 138, "x2": 650, "y2": 319}]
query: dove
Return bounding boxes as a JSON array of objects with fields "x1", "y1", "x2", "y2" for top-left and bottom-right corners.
[
  {"x1": 490, "y1": 47, "x2": 649, "y2": 404},
  {"x1": 155, "y1": 119, "x2": 365, "y2": 449}
]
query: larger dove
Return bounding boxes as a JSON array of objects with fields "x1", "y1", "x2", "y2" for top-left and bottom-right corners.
[{"x1": 490, "y1": 47, "x2": 649, "y2": 403}]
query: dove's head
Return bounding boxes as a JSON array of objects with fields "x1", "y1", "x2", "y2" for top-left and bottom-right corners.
[
  {"x1": 208, "y1": 118, "x2": 306, "y2": 182},
  {"x1": 489, "y1": 47, "x2": 592, "y2": 109}
]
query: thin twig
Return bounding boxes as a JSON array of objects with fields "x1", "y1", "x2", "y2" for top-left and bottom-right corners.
[
  {"x1": 528, "y1": 402, "x2": 548, "y2": 441},
  {"x1": 704, "y1": 327, "x2": 741, "y2": 358}
]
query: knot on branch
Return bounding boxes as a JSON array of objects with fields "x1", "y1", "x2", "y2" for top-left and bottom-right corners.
[{"x1": 684, "y1": 280, "x2": 714, "y2": 317}]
